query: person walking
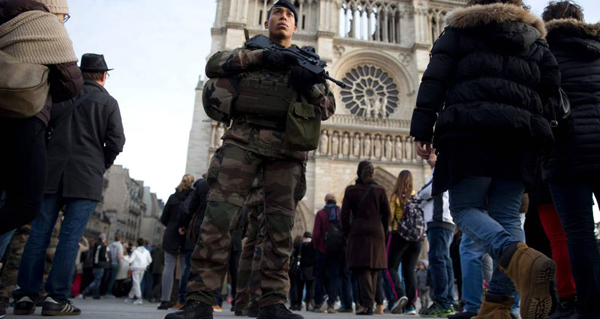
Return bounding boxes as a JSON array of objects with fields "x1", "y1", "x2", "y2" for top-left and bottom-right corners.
[
  {"x1": 312, "y1": 194, "x2": 344, "y2": 314},
  {"x1": 410, "y1": 0, "x2": 560, "y2": 317},
  {"x1": 106, "y1": 235, "x2": 124, "y2": 298},
  {"x1": 158, "y1": 174, "x2": 194, "y2": 310},
  {"x1": 341, "y1": 161, "x2": 391, "y2": 316},
  {"x1": 166, "y1": 1, "x2": 335, "y2": 318},
  {"x1": 81, "y1": 234, "x2": 110, "y2": 300},
  {"x1": 418, "y1": 154, "x2": 456, "y2": 317},
  {"x1": 12, "y1": 52, "x2": 124, "y2": 316},
  {"x1": 124, "y1": 238, "x2": 153, "y2": 305},
  {"x1": 387, "y1": 170, "x2": 424, "y2": 315},
  {"x1": 542, "y1": 2, "x2": 600, "y2": 318}
]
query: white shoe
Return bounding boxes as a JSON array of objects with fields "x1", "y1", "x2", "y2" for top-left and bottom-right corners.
[
  {"x1": 133, "y1": 299, "x2": 143, "y2": 305},
  {"x1": 124, "y1": 298, "x2": 134, "y2": 304},
  {"x1": 392, "y1": 296, "x2": 408, "y2": 314}
]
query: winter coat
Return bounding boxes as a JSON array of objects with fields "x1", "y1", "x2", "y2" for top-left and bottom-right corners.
[
  {"x1": 178, "y1": 179, "x2": 209, "y2": 249},
  {"x1": 161, "y1": 189, "x2": 192, "y2": 255},
  {"x1": 124, "y1": 246, "x2": 152, "y2": 271},
  {"x1": 92, "y1": 241, "x2": 110, "y2": 269},
  {"x1": 416, "y1": 268, "x2": 429, "y2": 292},
  {"x1": 45, "y1": 80, "x2": 125, "y2": 201},
  {"x1": 543, "y1": 19, "x2": 600, "y2": 182},
  {"x1": 410, "y1": 3, "x2": 560, "y2": 195},
  {"x1": 300, "y1": 239, "x2": 316, "y2": 281},
  {"x1": 418, "y1": 170, "x2": 454, "y2": 231},
  {"x1": 341, "y1": 182, "x2": 391, "y2": 270},
  {"x1": 312, "y1": 205, "x2": 340, "y2": 254},
  {"x1": 151, "y1": 247, "x2": 165, "y2": 275},
  {"x1": 0, "y1": 0, "x2": 83, "y2": 125}
]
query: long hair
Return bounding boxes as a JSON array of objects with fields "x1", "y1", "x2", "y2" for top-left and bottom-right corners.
[
  {"x1": 542, "y1": 1, "x2": 584, "y2": 22},
  {"x1": 176, "y1": 174, "x2": 195, "y2": 192},
  {"x1": 391, "y1": 170, "x2": 413, "y2": 206}
]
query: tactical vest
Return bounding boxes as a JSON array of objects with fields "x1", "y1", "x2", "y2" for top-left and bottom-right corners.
[{"x1": 234, "y1": 69, "x2": 295, "y2": 128}]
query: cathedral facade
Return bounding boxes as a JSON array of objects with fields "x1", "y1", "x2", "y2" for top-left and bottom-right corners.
[{"x1": 186, "y1": 0, "x2": 467, "y2": 238}]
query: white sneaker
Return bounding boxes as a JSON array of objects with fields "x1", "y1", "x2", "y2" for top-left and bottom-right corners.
[
  {"x1": 392, "y1": 296, "x2": 408, "y2": 314},
  {"x1": 133, "y1": 299, "x2": 143, "y2": 305},
  {"x1": 124, "y1": 298, "x2": 134, "y2": 304}
]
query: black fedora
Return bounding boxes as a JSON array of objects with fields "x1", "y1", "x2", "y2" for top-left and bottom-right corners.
[{"x1": 79, "y1": 53, "x2": 113, "y2": 72}]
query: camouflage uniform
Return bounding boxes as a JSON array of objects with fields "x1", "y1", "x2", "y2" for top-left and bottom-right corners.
[
  {"x1": 188, "y1": 46, "x2": 335, "y2": 308},
  {"x1": 235, "y1": 179, "x2": 265, "y2": 311}
]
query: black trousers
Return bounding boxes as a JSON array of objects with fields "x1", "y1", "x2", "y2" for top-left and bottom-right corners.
[
  {"x1": 388, "y1": 232, "x2": 423, "y2": 306},
  {"x1": 357, "y1": 268, "x2": 378, "y2": 309},
  {"x1": 0, "y1": 118, "x2": 46, "y2": 235},
  {"x1": 296, "y1": 277, "x2": 314, "y2": 306}
]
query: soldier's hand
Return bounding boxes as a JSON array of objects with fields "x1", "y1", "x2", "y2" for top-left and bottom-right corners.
[
  {"x1": 289, "y1": 65, "x2": 320, "y2": 92},
  {"x1": 262, "y1": 50, "x2": 297, "y2": 70}
]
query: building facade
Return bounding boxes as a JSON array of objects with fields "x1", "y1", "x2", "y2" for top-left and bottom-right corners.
[{"x1": 186, "y1": 0, "x2": 466, "y2": 237}]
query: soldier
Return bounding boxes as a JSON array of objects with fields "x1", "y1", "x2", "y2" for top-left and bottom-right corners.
[{"x1": 166, "y1": 0, "x2": 336, "y2": 318}]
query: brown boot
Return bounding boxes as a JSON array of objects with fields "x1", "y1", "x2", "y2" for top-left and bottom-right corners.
[
  {"x1": 473, "y1": 293, "x2": 513, "y2": 319},
  {"x1": 375, "y1": 304, "x2": 384, "y2": 314},
  {"x1": 499, "y1": 242, "x2": 556, "y2": 319}
]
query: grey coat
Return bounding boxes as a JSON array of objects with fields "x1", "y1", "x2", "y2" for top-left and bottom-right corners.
[{"x1": 45, "y1": 80, "x2": 125, "y2": 201}]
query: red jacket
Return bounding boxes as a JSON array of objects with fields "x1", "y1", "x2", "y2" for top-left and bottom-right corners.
[{"x1": 312, "y1": 205, "x2": 340, "y2": 253}]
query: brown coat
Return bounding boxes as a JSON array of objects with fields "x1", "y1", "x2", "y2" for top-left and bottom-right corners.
[{"x1": 341, "y1": 182, "x2": 391, "y2": 270}]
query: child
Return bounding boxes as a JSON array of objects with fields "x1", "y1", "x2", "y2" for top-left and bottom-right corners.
[{"x1": 416, "y1": 259, "x2": 431, "y2": 310}]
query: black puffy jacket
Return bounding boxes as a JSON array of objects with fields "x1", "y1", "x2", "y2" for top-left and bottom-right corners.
[
  {"x1": 410, "y1": 3, "x2": 560, "y2": 195},
  {"x1": 161, "y1": 190, "x2": 192, "y2": 255},
  {"x1": 543, "y1": 19, "x2": 600, "y2": 182}
]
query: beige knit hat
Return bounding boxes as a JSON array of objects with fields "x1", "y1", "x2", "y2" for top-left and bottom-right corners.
[{"x1": 36, "y1": 0, "x2": 69, "y2": 15}]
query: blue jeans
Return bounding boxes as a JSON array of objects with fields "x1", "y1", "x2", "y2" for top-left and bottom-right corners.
[
  {"x1": 314, "y1": 251, "x2": 340, "y2": 306},
  {"x1": 13, "y1": 194, "x2": 97, "y2": 301},
  {"x1": 449, "y1": 177, "x2": 525, "y2": 297},
  {"x1": 179, "y1": 250, "x2": 193, "y2": 304},
  {"x1": 549, "y1": 180, "x2": 600, "y2": 318},
  {"x1": 427, "y1": 227, "x2": 454, "y2": 308},
  {"x1": 338, "y1": 253, "x2": 353, "y2": 309},
  {"x1": 106, "y1": 264, "x2": 120, "y2": 296},
  {"x1": 84, "y1": 268, "x2": 105, "y2": 297}
]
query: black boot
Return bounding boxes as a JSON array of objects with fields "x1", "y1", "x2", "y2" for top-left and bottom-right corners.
[
  {"x1": 548, "y1": 295, "x2": 576, "y2": 319},
  {"x1": 257, "y1": 304, "x2": 303, "y2": 319},
  {"x1": 247, "y1": 302, "x2": 259, "y2": 318},
  {"x1": 165, "y1": 300, "x2": 213, "y2": 319},
  {"x1": 356, "y1": 305, "x2": 374, "y2": 315}
]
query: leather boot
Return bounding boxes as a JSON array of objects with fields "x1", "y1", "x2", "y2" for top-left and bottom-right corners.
[
  {"x1": 375, "y1": 304, "x2": 384, "y2": 314},
  {"x1": 165, "y1": 300, "x2": 213, "y2": 319},
  {"x1": 499, "y1": 243, "x2": 556, "y2": 319},
  {"x1": 257, "y1": 304, "x2": 303, "y2": 319},
  {"x1": 474, "y1": 293, "x2": 514, "y2": 319}
]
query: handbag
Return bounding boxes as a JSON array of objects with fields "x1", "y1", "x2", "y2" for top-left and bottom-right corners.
[
  {"x1": 549, "y1": 87, "x2": 571, "y2": 128},
  {"x1": 0, "y1": 50, "x2": 50, "y2": 118}
]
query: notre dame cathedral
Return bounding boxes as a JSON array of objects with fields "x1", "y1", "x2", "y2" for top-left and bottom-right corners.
[{"x1": 186, "y1": 0, "x2": 467, "y2": 237}]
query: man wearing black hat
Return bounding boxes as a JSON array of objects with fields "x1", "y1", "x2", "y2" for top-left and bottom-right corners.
[
  {"x1": 13, "y1": 53, "x2": 125, "y2": 316},
  {"x1": 167, "y1": 1, "x2": 335, "y2": 319}
]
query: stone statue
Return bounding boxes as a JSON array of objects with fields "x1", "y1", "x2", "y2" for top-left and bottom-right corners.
[
  {"x1": 342, "y1": 133, "x2": 350, "y2": 156},
  {"x1": 215, "y1": 124, "x2": 225, "y2": 147},
  {"x1": 384, "y1": 136, "x2": 393, "y2": 159},
  {"x1": 331, "y1": 132, "x2": 340, "y2": 156},
  {"x1": 353, "y1": 133, "x2": 361, "y2": 157},
  {"x1": 319, "y1": 130, "x2": 328, "y2": 155},
  {"x1": 374, "y1": 135, "x2": 382, "y2": 158},
  {"x1": 363, "y1": 135, "x2": 371, "y2": 157},
  {"x1": 405, "y1": 137, "x2": 413, "y2": 160},
  {"x1": 395, "y1": 136, "x2": 403, "y2": 160}
]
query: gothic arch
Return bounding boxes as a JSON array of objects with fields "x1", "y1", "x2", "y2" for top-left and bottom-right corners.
[
  {"x1": 374, "y1": 166, "x2": 396, "y2": 195},
  {"x1": 292, "y1": 200, "x2": 313, "y2": 239}
]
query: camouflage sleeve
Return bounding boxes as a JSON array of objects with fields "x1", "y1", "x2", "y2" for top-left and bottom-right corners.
[
  {"x1": 205, "y1": 48, "x2": 264, "y2": 78},
  {"x1": 305, "y1": 82, "x2": 336, "y2": 121}
]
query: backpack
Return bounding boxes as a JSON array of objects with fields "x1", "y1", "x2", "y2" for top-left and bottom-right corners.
[
  {"x1": 0, "y1": 50, "x2": 49, "y2": 118},
  {"x1": 397, "y1": 195, "x2": 426, "y2": 242},
  {"x1": 324, "y1": 207, "x2": 345, "y2": 257}
]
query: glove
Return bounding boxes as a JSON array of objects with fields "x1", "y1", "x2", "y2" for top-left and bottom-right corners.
[
  {"x1": 289, "y1": 65, "x2": 320, "y2": 92},
  {"x1": 262, "y1": 50, "x2": 298, "y2": 70}
]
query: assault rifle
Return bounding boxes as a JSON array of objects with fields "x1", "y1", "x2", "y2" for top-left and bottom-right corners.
[{"x1": 244, "y1": 34, "x2": 347, "y2": 89}]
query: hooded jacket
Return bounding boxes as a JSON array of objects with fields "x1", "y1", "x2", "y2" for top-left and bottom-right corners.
[
  {"x1": 124, "y1": 246, "x2": 153, "y2": 271},
  {"x1": 418, "y1": 170, "x2": 454, "y2": 231},
  {"x1": 410, "y1": 3, "x2": 560, "y2": 195},
  {"x1": 543, "y1": 19, "x2": 600, "y2": 182}
]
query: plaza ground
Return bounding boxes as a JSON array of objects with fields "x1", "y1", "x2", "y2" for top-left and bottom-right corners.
[{"x1": 4, "y1": 298, "x2": 417, "y2": 318}]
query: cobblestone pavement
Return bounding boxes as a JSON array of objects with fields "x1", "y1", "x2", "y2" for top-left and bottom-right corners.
[{"x1": 4, "y1": 298, "x2": 417, "y2": 318}]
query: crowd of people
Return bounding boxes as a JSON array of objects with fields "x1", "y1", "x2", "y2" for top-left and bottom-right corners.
[{"x1": 0, "y1": 0, "x2": 599, "y2": 318}]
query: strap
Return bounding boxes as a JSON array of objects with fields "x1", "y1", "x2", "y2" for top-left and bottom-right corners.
[
  {"x1": 47, "y1": 92, "x2": 97, "y2": 139},
  {"x1": 357, "y1": 184, "x2": 374, "y2": 209}
]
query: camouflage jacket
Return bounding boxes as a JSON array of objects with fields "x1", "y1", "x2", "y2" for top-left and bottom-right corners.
[{"x1": 205, "y1": 46, "x2": 336, "y2": 161}]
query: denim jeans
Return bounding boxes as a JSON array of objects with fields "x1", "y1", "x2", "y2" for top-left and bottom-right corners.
[
  {"x1": 427, "y1": 227, "x2": 454, "y2": 308},
  {"x1": 338, "y1": 253, "x2": 353, "y2": 309},
  {"x1": 549, "y1": 180, "x2": 600, "y2": 318},
  {"x1": 314, "y1": 251, "x2": 340, "y2": 307},
  {"x1": 84, "y1": 268, "x2": 105, "y2": 297},
  {"x1": 449, "y1": 177, "x2": 525, "y2": 297},
  {"x1": 13, "y1": 194, "x2": 97, "y2": 301},
  {"x1": 106, "y1": 264, "x2": 120, "y2": 296},
  {"x1": 179, "y1": 250, "x2": 193, "y2": 304}
]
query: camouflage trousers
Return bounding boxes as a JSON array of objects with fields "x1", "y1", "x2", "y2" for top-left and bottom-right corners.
[
  {"x1": 188, "y1": 143, "x2": 306, "y2": 307},
  {"x1": 235, "y1": 187, "x2": 264, "y2": 311}
]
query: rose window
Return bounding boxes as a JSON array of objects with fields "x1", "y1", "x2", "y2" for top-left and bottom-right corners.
[{"x1": 340, "y1": 65, "x2": 399, "y2": 118}]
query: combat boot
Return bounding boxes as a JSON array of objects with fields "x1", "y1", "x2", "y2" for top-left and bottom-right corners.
[
  {"x1": 499, "y1": 243, "x2": 556, "y2": 319},
  {"x1": 164, "y1": 300, "x2": 212, "y2": 319},
  {"x1": 473, "y1": 293, "x2": 513, "y2": 319},
  {"x1": 257, "y1": 303, "x2": 303, "y2": 319}
]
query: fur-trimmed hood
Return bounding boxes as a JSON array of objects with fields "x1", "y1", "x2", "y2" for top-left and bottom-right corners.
[
  {"x1": 546, "y1": 19, "x2": 600, "y2": 39},
  {"x1": 446, "y1": 3, "x2": 546, "y2": 39}
]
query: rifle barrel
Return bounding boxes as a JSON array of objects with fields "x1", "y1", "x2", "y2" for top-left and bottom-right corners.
[{"x1": 326, "y1": 75, "x2": 347, "y2": 88}]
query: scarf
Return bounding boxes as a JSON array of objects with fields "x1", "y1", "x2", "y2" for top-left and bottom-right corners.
[
  {"x1": 0, "y1": 10, "x2": 77, "y2": 64},
  {"x1": 324, "y1": 203, "x2": 340, "y2": 221}
]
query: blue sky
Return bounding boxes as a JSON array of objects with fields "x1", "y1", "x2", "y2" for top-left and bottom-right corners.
[{"x1": 65, "y1": 0, "x2": 600, "y2": 222}]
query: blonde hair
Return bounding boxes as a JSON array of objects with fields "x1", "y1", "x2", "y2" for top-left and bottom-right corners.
[
  {"x1": 391, "y1": 170, "x2": 413, "y2": 206},
  {"x1": 177, "y1": 174, "x2": 195, "y2": 192}
]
